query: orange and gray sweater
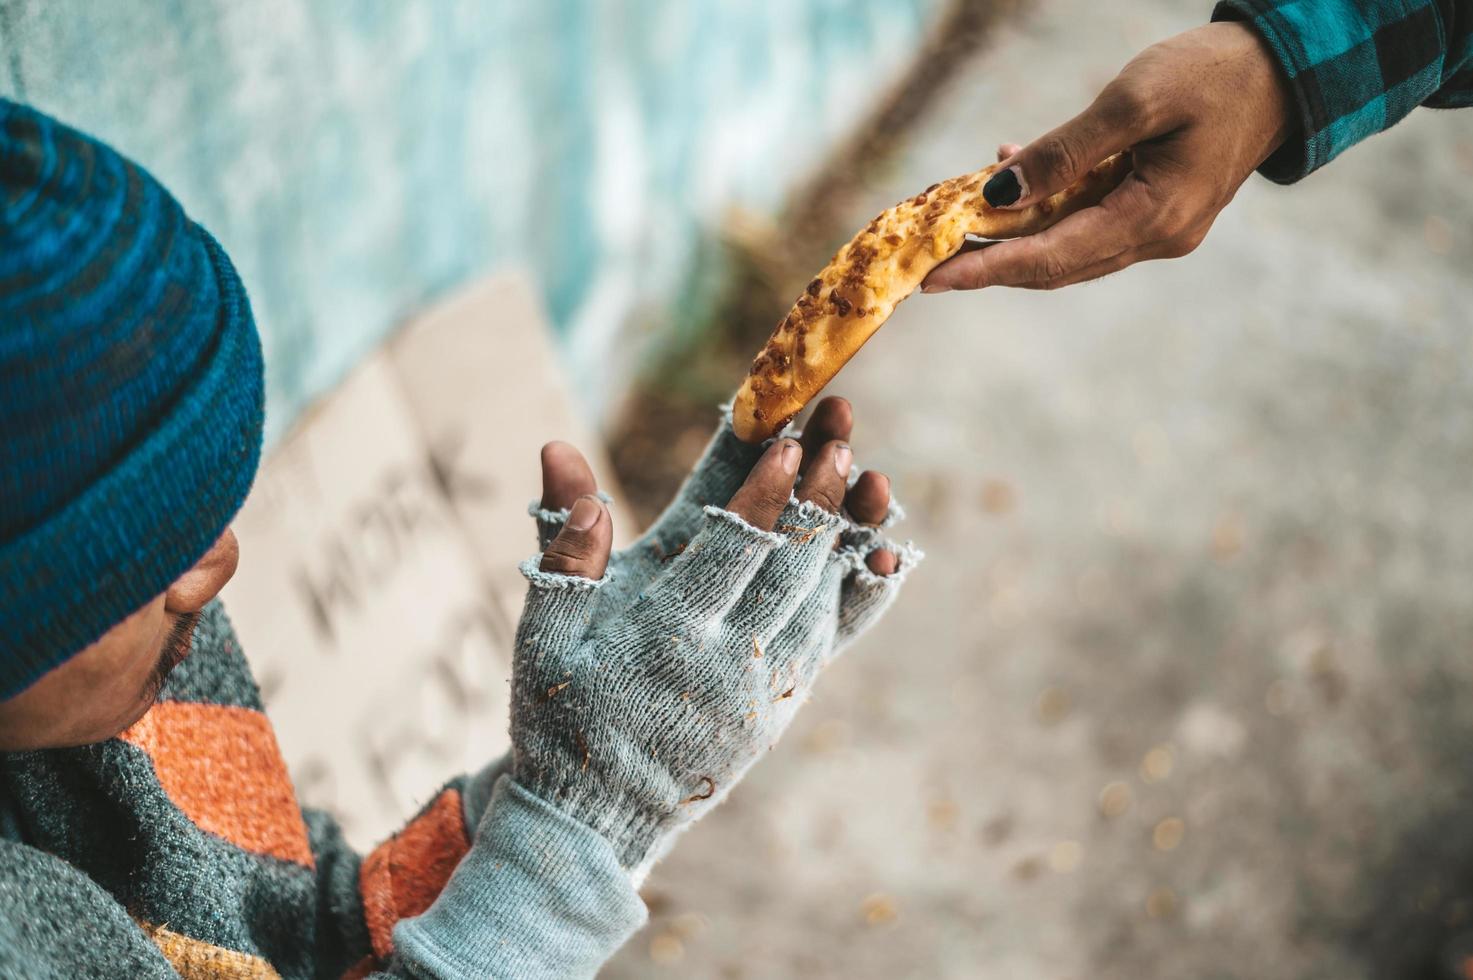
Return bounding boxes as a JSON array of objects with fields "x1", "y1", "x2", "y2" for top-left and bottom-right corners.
[{"x1": 0, "y1": 601, "x2": 646, "y2": 978}]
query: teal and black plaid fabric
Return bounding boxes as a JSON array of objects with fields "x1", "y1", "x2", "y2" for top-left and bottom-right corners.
[{"x1": 1213, "y1": 0, "x2": 1473, "y2": 182}]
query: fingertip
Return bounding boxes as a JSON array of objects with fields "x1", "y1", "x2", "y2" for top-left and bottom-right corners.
[
  {"x1": 866, "y1": 550, "x2": 899, "y2": 577},
  {"x1": 539, "y1": 440, "x2": 576, "y2": 468},
  {"x1": 795, "y1": 439, "x2": 851, "y2": 514},
  {"x1": 982, "y1": 162, "x2": 1029, "y2": 210},
  {"x1": 816, "y1": 395, "x2": 853, "y2": 433},
  {"x1": 828, "y1": 395, "x2": 852, "y2": 412},
  {"x1": 923, "y1": 253, "x2": 986, "y2": 293},
  {"x1": 845, "y1": 470, "x2": 891, "y2": 525},
  {"x1": 540, "y1": 441, "x2": 598, "y2": 510},
  {"x1": 726, "y1": 438, "x2": 802, "y2": 531},
  {"x1": 800, "y1": 396, "x2": 854, "y2": 466}
]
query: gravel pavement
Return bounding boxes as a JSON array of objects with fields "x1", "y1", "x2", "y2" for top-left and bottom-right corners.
[{"x1": 604, "y1": 3, "x2": 1473, "y2": 976}]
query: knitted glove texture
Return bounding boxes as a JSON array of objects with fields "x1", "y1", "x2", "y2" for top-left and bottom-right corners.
[{"x1": 510, "y1": 413, "x2": 919, "y2": 875}]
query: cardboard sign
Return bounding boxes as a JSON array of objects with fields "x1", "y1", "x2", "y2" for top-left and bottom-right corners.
[{"x1": 220, "y1": 272, "x2": 624, "y2": 849}]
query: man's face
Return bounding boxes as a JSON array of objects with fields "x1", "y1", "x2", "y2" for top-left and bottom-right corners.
[{"x1": 0, "y1": 529, "x2": 240, "y2": 750}]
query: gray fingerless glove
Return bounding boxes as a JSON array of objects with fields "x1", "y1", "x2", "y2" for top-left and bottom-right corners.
[{"x1": 510, "y1": 410, "x2": 920, "y2": 878}]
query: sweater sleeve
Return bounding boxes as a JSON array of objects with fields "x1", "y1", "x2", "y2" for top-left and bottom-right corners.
[
  {"x1": 312, "y1": 755, "x2": 645, "y2": 980},
  {"x1": 379, "y1": 777, "x2": 647, "y2": 979},
  {"x1": 305, "y1": 756, "x2": 509, "y2": 978},
  {"x1": 0, "y1": 840, "x2": 180, "y2": 979},
  {"x1": 1211, "y1": 0, "x2": 1473, "y2": 182}
]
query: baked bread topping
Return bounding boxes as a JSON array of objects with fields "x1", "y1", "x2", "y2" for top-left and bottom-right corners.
[{"x1": 733, "y1": 152, "x2": 1133, "y2": 442}]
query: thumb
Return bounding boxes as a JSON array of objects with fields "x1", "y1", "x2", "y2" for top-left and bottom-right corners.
[
  {"x1": 984, "y1": 80, "x2": 1150, "y2": 211},
  {"x1": 539, "y1": 495, "x2": 613, "y2": 580}
]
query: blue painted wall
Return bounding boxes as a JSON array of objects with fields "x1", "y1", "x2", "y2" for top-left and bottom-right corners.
[{"x1": 0, "y1": 0, "x2": 936, "y2": 439}]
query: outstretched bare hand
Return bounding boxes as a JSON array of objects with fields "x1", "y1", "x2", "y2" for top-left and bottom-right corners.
[{"x1": 924, "y1": 21, "x2": 1292, "y2": 292}]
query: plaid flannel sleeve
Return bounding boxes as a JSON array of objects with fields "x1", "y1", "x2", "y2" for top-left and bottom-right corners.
[{"x1": 1212, "y1": 0, "x2": 1473, "y2": 183}]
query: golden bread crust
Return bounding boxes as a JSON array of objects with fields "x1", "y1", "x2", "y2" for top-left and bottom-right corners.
[{"x1": 732, "y1": 152, "x2": 1133, "y2": 442}]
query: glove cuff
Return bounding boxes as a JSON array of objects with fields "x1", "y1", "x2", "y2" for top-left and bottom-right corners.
[{"x1": 517, "y1": 772, "x2": 673, "y2": 872}]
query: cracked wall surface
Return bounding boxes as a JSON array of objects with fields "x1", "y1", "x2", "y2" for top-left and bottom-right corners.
[{"x1": 0, "y1": 0, "x2": 937, "y2": 436}]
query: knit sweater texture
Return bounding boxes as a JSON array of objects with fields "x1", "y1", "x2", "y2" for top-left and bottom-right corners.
[{"x1": 0, "y1": 601, "x2": 645, "y2": 979}]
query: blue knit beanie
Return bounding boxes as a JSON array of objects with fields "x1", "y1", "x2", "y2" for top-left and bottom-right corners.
[{"x1": 0, "y1": 99, "x2": 264, "y2": 698}]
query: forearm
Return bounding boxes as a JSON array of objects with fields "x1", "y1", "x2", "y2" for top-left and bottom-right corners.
[{"x1": 1212, "y1": 0, "x2": 1473, "y2": 181}]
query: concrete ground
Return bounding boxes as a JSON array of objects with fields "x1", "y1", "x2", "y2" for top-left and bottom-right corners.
[{"x1": 603, "y1": 2, "x2": 1473, "y2": 977}]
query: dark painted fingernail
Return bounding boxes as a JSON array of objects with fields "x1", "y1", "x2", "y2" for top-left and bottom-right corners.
[
  {"x1": 568, "y1": 495, "x2": 602, "y2": 531},
  {"x1": 983, "y1": 166, "x2": 1023, "y2": 207}
]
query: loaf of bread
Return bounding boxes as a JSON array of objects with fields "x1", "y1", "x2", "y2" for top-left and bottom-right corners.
[{"x1": 733, "y1": 152, "x2": 1133, "y2": 442}]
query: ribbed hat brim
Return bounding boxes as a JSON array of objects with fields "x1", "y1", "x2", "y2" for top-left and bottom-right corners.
[{"x1": 0, "y1": 231, "x2": 263, "y2": 696}]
